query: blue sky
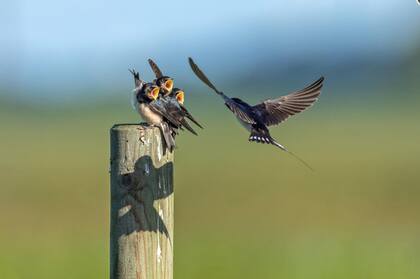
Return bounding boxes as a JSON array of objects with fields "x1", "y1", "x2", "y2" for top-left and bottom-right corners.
[{"x1": 1, "y1": 0, "x2": 419, "y2": 100}]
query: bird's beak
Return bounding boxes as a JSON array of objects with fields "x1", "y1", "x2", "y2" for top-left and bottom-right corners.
[
  {"x1": 164, "y1": 80, "x2": 173, "y2": 92},
  {"x1": 150, "y1": 87, "x2": 160, "y2": 100},
  {"x1": 176, "y1": 91, "x2": 184, "y2": 104}
]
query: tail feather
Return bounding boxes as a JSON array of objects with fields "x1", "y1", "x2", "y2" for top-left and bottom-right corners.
[
  {"x1": 248, "y1": 133, "x2": 272, "y2": 144},
  {"x1": 159, "y1": 122, "x2": 176, "y2": 152},
  {"x1": 270, "y1": 138, "x2": 314, "y2": 171},
  {"x1": 186, "y1": 114, "x2": 203, "y2": 129},
  {"x1": 249, "y1": 132, "x2": 314, "y2": 171},
  {"x1": 180, "y1": 119, "x2": 198, "y2": 136},
  {"x1": 181, "y1": 105, "x2": 203, "y2": 129},
  {"x1": 129, "y1": 69, "x2": 143, "y2": 88}
]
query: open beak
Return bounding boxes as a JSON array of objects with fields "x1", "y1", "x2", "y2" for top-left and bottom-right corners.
[
  {"x1": 176, "y1": 91, "x2": 184, "y2": 104},
  {"x1": 164, "y1": 80, "x2": 174, "y2": 92},
  {"x1": 150, "y1": 87, "x2": 160, "y2": 100}
]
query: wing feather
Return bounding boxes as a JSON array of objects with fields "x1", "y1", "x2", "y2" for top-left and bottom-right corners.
[
  {"x1": 225, "y1": 100, "x2": 257, "y2": 124},
  {"x1": 148, "y1": 59, "x2": 164, "y2": 78},
  {"x1": 188, "y1": 57, "x2": 223, "y2": 95},
  {"x1": 253, "y1": 77, "x2": 324, "y2": 126},
  {"x1": 148, "y1": 101, "x2": 181, "y2": 128}
]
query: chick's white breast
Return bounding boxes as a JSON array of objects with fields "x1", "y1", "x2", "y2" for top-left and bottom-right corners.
[
  {"x1": 137, "y1": 103, "x2": 162, "y2": 125},
  {"x1": 131, "y1": 89, "x2": 162, "y2": 125}
]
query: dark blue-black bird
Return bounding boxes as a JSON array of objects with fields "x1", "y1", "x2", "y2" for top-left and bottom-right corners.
[
  {"x1": 188, "y1": 57, "x2": 324, "y2": 170},
  {"x1": 148, "y1": 59, "x2": 174, "y2": 96},
  {"x1": 170, "y1": 87, "x2": 203, "y2": 129},
  {"x1": 129, "y1": 69, "x2": 176, "y2": 151},
  {"x1": 148, "y1": 59, "x2": 203, "y2": 131}
]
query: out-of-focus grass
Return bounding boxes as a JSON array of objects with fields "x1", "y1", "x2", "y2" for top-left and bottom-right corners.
[{"x1": 0, "y1": 95, "x2": 419, "y2": 278}]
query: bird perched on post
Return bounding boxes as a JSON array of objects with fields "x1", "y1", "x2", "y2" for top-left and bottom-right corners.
[
  {"x1": 147, "y1": 59, "x2": 203, "y2": 130},
  {"x1": 148, "y1": 59, "x2": 174, "y2": 96},
  {"x1": 188, "y1": 57, "x2": 324, "y2": 170},
  {"x1": 170, "y1": 87, "x2": 203, "y2": 129},
  {"x1": 129, "y1": 69, "x2": 176, "y2": 151}
]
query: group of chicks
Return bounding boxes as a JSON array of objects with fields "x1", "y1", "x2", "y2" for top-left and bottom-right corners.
[
  {"x1": 130, "y1": 59, "x2": 202, "y2": 152},
  {"x1": 131, "y1": 58, "x2": 324, "y2": 170}
]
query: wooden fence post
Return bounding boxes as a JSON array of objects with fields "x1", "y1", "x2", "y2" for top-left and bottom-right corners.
[{"x1": 110, "y1": 124, "x2": 174, "y2": 279}]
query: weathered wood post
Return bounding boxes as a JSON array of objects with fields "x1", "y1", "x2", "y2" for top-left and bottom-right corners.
[{"x1": 110, "y1": 124, "x2": 174, "y2": 279}]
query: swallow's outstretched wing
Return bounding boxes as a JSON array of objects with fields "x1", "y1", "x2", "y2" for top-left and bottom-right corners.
[
  {"x1": 189, "y1": 57, "x2": 255, "y2": 124},
  {"x1": 226, "y1": 98, "x2": 258, "y2": 124},
  {"x1": 148, "y1": 59, "x2": 164, "y2": 78},
  {"x1": 188, "y1": 57, "x2": 224, "y2": 95},
  {"x1": 253, "y1": 77, "x2": 324, "y2": 126}
]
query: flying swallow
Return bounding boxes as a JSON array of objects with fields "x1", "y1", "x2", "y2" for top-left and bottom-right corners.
[
  {"x1": 188, "y1": 58, "x2": 324, "y2": 170},
  {"x1": 147, "y1": 58, "x2": 203, "y2": 131},
  {"x1": 129, "y1": 69, "x2": 176, "y2": 151}
]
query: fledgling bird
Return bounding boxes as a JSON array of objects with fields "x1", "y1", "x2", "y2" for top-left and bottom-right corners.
[
  {"x1": 188, "y1": 58, "x2": 324, "y2": 170},
  {"x1": 129, "y1": 69, "x2": 176, "y2": 151},
  {"x1": 148, "y1": 59, "x2": 174, "y2": 96},
  {"x1": 171, "y1": 88, "x2": 203, "y2": 129},
  {"x1": 147, "y1": 58, "x2": 203, "y2": 131}
]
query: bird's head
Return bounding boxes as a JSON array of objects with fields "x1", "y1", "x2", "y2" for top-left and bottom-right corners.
[
  {"x1": 156, "y1": 76, "x2": 174, "y2": 95},
  {"x1": 172, "y1": 88, "x2": 185, "y2": 104},
  {"x1": 141, "y1": 83, "x2": 160, "y2": 101}
]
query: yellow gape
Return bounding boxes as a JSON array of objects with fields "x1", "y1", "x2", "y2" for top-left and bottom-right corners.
[
  {"x1": 150, "y1": 87, "x2": 160, "y2": 100},
  {"x1": 176, "y1": 91, "x2": 184, "y2": 104},
  {"x1": 165, "y1": 80, "x2": 174, "y2": 92}
]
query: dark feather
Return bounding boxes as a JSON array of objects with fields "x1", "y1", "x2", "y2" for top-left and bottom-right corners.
[
  {"x1": 188, "y1": 57, "x2": 223, "y2": 95},
  {"x1": 158, "y1": 122, "x2": 176, "y2": 152},
  {"x1": 180, "y1": 105, "x2": 203, "y2": 129},
  {"x1": 253, "y1": 77, "x2": 324, "y2": 126},
  {"x1": 148, "y1": 59, "x2": 163, "y2": 78},
  {"x1": 248, "y1": 127, "x2": 314, "y2": 171},
  {"x1": 225, "y1": 100, "x2": 256, "y2": 124},
  {"x1": 148, "y1": 100, "x2": 182, "y2": 129},
  {"x1": 155, "y1": 97, "x2": 198, "y2": 136},
  {"x1": 129, "y1": 68, "x2": 143, "y2": 88}
]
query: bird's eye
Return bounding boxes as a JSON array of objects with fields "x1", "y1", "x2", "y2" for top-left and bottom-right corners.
[
  {"x1": 165, "y1": 80, "x2": 173, "y2": 91},
  {"x1": 176, "y1": 91, "x2": 184, "y2": 104}
]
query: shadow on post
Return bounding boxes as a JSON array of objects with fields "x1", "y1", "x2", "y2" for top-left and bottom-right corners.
[{"x1": 116, "y1": 155, "x2": 173, "y2": 239}]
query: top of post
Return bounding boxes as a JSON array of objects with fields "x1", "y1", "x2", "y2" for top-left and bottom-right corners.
[{"x1": 111, "y1": 123, "x2": 155, "y2": 132}]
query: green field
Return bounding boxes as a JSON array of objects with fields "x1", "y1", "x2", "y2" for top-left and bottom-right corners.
[{"x1": 1, "y1": 96, "x2": 419, "y2": 278}]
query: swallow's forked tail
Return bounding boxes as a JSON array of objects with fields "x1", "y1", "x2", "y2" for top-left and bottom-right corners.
[
  {"x1": 270, "y1": 139, "x2": 314, "y2": 171},
  {"x1": 249, "y1": 132, "x2": 314, "y2": 171}
]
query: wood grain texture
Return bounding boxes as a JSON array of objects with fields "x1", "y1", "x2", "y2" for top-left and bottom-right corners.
[{"x1": 110, "y1": 124, "x2": 174, "y2": 279}]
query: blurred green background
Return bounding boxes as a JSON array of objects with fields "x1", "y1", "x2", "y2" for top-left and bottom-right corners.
[{"x1": 1, "y1": 1, "x2": 420, "y2": 278}]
